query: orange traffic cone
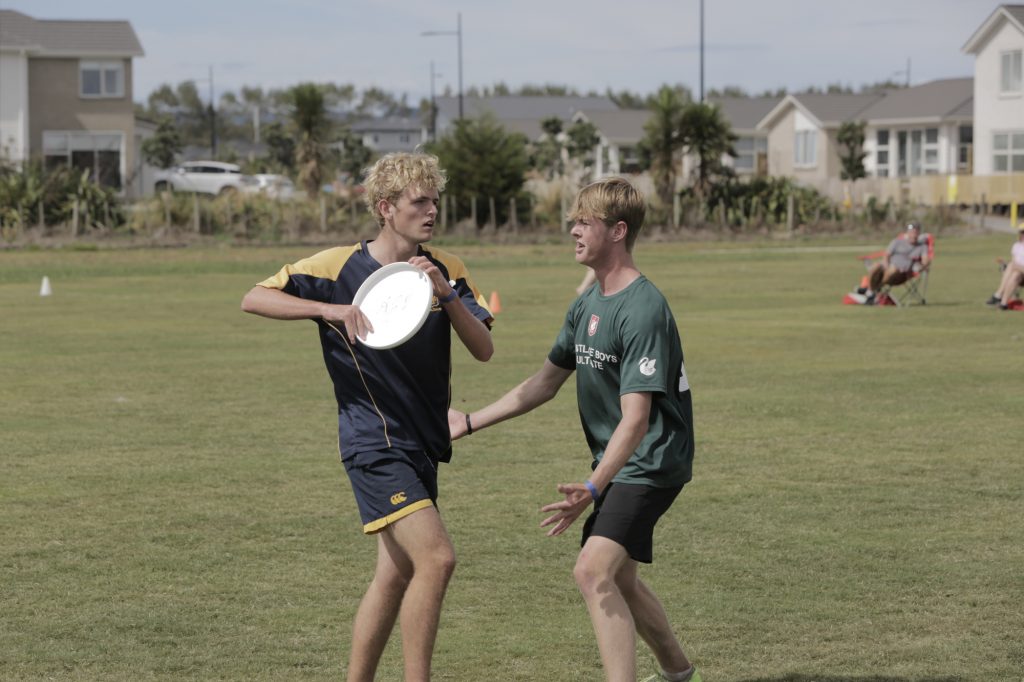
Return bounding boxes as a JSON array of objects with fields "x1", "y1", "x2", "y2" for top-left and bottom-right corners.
[{"x1": 488, "y1": 291, "x2": 502, "y2": 314}]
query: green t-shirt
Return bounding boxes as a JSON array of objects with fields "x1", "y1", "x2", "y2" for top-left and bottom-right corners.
[{"x1": 548, "y1": 275, "x2": 694, "y2": 487}]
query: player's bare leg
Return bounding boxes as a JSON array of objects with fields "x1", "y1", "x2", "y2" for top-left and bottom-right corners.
[
  {"x1": 615, "y1": 560, "x2": 691, "y2": 675},
  {"x1": 574, "y1": 536, "x2": 637, "y2": 682},
  {"x1": 346, "y1": 506, "x2": 456, "y2": 682}
]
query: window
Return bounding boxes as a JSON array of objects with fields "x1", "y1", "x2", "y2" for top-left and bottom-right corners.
[
  {"x1": 993, "y1": 131, "x2": 1024, "y2": 172},
  {"x1": 399, "y1": 133, "x2": 411, "y2": 144},
  {"x1": 43, "y1": 131, "x2": 123, "y2": 188},
  {"x1": 794, "y1": 130, "x2": 816, "y2": 167},
  {"x1": 80, "y1": 61, "x2": 124, "y2": 98},
  {"x1": 1001, "y1": 50, "x2": 1022, "y2": 94},
  {"x1": 733, "y1": 136, "x2": 767, "y2": 172},
  {"x1": 958, "y1": 125, "x2": 973, "y2": 173},
  {"x1": 923, "y1": 128, "x2": 939, "y2": 175},
  {"x1": 876, "y1": 129, "x2": 890, "y2": 177}
]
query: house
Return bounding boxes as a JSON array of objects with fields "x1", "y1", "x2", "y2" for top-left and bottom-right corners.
[
  {"x1": 756, "y1": 93, "x2": 884, "y2": 186},
  {"x1": 351, "y1": 117, "x2": 426, "y2": 154},
  {"x1": 962, "y1": 4, "x2": 1024, "y2": 175},
  {"x1": 571, "y1": 108, "x2": 651, "y2": 177},
  {"x1": 434, "y1": 95, "x2": 619, "y2": 141},
  {"x1": 0, "y1": 10, "x2": 145, "y2": 193},
  {"x1": 856, "y1": 78, "x2": 973, "y2": 177},
  {"x1": 707, "y1": 96, "x2": 781, "y2": 176}
]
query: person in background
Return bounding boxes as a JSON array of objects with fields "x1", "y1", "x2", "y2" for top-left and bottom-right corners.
[{"x1": 986, "y1": 225, "x2": 1024, "y2": 311}]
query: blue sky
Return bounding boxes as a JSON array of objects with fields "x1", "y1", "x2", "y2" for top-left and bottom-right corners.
[{"x1": 2, "y1": 0, "x2": 988, "y2": 104}]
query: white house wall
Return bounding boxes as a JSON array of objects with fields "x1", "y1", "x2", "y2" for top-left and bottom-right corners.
[
  {"x1": 972, "y1": 18, "x2": 1024, "y2": 175},
  {"x1": 0, "y1": 52, "x2": 29, "y2": 162}
]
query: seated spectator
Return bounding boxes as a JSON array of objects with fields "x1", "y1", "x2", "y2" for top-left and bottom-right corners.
[
  {"x1": 986, "y1": 225, "x2": 1024, "y2": 311},
  {"x1": 861, "y1": 222, "x2": 931, "y2": 304}
]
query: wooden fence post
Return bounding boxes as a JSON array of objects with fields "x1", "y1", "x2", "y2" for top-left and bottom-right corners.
[
  {"x1": 193, "y1": 193, "x2": 201, "y2": 233},
  {"x1": 488, "y1": 196, "x2": 497, "y2": 230},
  {"x1": 509, "y1": 197, "x2": 518, "y2": 234},
  {"x1": 320, "y1": 195, "x2": 327, "y2": 232},
  {"x1": 72, "y1": 199, "x2": 79, "y2": 238}
]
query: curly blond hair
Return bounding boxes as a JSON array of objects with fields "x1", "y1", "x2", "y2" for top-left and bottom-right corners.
[{"x1": 362, "y1": 153, "x2": 447, "y2": 227}]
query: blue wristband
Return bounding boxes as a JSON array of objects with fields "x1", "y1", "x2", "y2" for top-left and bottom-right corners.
[
  {"x1": 439, "y1": 289, "x2": 458, "y2": 304},
  {"x1": 584, "y1": 480, "x2": 600, "y2": 501}
]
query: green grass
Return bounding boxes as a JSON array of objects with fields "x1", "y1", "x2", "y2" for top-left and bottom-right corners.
[{"x1": 2, "y1": 234, "x2": 1022, "y2": 681}]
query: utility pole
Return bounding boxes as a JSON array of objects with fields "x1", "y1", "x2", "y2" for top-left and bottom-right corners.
[{"x1": 699, "y1": 0, "x2": 705, "y2": 102}]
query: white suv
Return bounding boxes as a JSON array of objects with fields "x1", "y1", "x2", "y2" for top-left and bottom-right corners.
[{"x1": 154, "y1": 161, "x2": 259, "y2": 196}]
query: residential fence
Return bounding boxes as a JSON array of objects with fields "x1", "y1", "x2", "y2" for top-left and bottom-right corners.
[{"x1": 815, "y1": 173, "x2": 1024, "y2": 207}]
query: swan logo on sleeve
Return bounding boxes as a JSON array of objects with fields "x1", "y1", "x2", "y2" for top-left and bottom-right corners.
[
  {"x1": 638, "y1": 357, "x2": 658, "y2": 376},
  {"x1": 588, "y1": 314, "x2": 600, "y2": 336}
]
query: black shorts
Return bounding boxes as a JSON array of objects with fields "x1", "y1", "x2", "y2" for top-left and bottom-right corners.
[
  {"x1": 342, "y1": 448, "x2": 438, "y2": 534},
  {"x1": 581, "y1": 482, "x2": 683, "y2": 563}
]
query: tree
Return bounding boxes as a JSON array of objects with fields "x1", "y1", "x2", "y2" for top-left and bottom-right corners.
[
  {"x1": 640, "y1": 85, "x2": 688, "y2": 205},
  {"x1": 529, "y1": 116, "x2": 565, "y2": 179},
  {"x1": 565, "y1": 119, "x2": 600, "y2": 183},
  {"x1": 140, "y1": 118, "x2": 183, "y2": 169},
  {"x1": 288, "y1": 83, "x2": 332, "y2": 197},
  {"x1": 837, "y1": 120, "x2": 867, "y2": 181},
  {"x1": 678, "y1": 102, "x2": 737, "y2": 199},
  {"x1": 336, "y1": 128, "x2": 373, "y2": 181},
  {"x1": 263, "y1": 121, "x2": 295, "y2": 172},
  {"x1": 428, "y1": 113, "x2": 528, "y2": 228}
]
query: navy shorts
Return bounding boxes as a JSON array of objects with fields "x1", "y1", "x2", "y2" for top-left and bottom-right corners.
[
  {"x1": 580, "y1": 482, "x2": 683, "y2": 563},
  {"x1": 342, "y1": 448, "x2": 439, "y2": 534}
]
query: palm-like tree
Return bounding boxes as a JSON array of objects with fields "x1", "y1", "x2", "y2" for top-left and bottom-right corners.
[
  {"x1": 289, "y1": 83, "x2": 331, "y2": 198},
  {"x1": 640, "y1": 85, "x2": 687, "y2": 205},
  {"x1": 678, "y1": 102, "x2": 737, "y2": 199}
]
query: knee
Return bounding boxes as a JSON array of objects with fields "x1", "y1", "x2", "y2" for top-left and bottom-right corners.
[
  {"x1": 422, "y1": 545, "x2": 457, "y2": 583},
  {"x1": 573, "y1": 555, "x2": 611, "y2": 598}
]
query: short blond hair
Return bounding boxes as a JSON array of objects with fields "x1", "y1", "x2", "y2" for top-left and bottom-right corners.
[
  {"x1": 567, "y1": 177, "x2": 646, "y2": 251},
  {"x1": 362, "y1": 153, "x2": 447, "y2": 227}
]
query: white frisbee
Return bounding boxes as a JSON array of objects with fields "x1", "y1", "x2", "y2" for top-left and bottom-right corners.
[{"x1": 352, "y1": 262, "x2": 434, "y2": 349}]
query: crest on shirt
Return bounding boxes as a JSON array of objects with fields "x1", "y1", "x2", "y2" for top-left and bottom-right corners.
[{"x1": 588, "y1": 314, "x2": 600, "y2": 336}]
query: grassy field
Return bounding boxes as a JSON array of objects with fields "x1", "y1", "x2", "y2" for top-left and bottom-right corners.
[{"x1": 1, "y1": 233, "x2": 1022, "y2": 681}]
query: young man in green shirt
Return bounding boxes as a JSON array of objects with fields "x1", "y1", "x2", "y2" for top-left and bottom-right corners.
[{"x1": 449, "y1": 178, "x2": 699, "y2": 682}]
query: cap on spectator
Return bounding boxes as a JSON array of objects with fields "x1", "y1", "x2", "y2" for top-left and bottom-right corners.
[{"x1": 905, "y1": 221, "x2": 921, "y2": 231}]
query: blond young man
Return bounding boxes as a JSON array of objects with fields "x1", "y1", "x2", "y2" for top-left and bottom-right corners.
[
  {"x1": 450, "y1": 178, "x2": 700, "y2": 682},
  {"x1": 242, "y1": 153, "x2": 493, "y2": 681}
]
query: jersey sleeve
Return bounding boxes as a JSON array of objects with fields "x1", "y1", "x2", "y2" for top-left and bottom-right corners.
[
  {"x1": 256, "y1": 246, "x2": 354, "y2": 303},
  {"x1": 547, "y1": 301, "x2": 578, "y2": 371},
  {"x1": 617, "y1": 304, "x2": 673, "y2": 396}
]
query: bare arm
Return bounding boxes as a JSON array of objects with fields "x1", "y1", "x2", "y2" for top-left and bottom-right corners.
[
  {"x1": 538, "y1": 392, "x2": 652, "y2": 536},
  {"x1": 449, "y1": 359, "x2": 573, "y2": 438},
  {"x1": 409, "y1": 256, "x2": 493, "y2": 362},
  {"x1": 240, "y1": 285, "x2": 372, "y2": 344}
]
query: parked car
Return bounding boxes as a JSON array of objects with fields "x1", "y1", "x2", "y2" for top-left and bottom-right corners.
[
  {"x1": 252, "y1": 173, "x2": 296, "y2": 200},
  {"x1": 154, "y1": 161, "x2": 259, "y2": 196}
]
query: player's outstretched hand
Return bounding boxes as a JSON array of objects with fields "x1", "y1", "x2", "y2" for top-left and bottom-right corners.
[
  {"x1": 448, "y1": 408, "x2": 468, "y2": 440},
  {"x1": 540, "y1": 483, "x2": 592, "y2": 537}
]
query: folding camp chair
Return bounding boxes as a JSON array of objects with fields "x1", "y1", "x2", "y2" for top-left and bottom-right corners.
[
  {"x1": 856, "y1": 233, "x2": 934, "y2": 306},
  {"x1": 995, "y1": 257, "x2": 1024, "y2": 310}
]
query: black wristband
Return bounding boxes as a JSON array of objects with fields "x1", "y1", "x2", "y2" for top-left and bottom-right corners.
[
  {"x1": 465, "y1": 413, "x2": 473, "y2": 435},
  {"x1": 439, "y1": 289, "x2": 458, "y2": 304}
]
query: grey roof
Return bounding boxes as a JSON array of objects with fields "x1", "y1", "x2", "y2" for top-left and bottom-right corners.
[
  {"x1": 575, "y1": 109, "x2": 652, "y2": 144},
  {"x1": 435, "y1": 95, "x2": 618, "y2": 123},
  {"x1": 790, "y1": 93, "x2": 883, "y2": 126},
  {"x1": 963, "y1": 4, "x2": 1024, "y2": 53},
  {"x1": 857, "y1": 78, "x2": 973, "y2": 123},
  {"x1": 0, "y1": 10, "x2": 144, "y2": 57},
  {"x1": 707, "y1": 96, "x2": 781, "y2": 132},
  {"x1": 351, "y1": 117, "x2": 423, "y2": 133}
]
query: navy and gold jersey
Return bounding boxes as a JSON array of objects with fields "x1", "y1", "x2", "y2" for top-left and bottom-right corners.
[{"x1": 258, "y1": 240, "x2": 492, "y2": 463}]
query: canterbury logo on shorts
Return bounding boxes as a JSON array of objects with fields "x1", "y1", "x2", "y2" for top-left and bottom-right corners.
[{"x1": 390, "y1": 492, "x2": 407, "y2": 505}]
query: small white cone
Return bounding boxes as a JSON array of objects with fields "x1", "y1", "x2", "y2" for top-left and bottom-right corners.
[{"x1": 39, "y1": 276, "x2": 52, "y2": 297}]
